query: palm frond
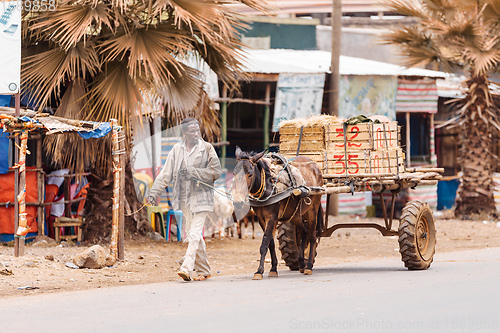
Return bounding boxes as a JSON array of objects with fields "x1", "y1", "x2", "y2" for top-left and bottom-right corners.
[
  {"x1": 483, "y1": 0, "x2": 500, "y2": 24},
  {"x1": 29, "y1": 2, "x2": 113, "y2": 50},
  {"x1": 85, "y1": 61, "x2": 147, "y2": 129},
  {"x1": 192, "y1": 37, "x2": 249, "y2": 90},
  {"x1": 44, "y1": 79, "x2": 111, "y2": 178},
  {"x1": 54, "y1": 78, "x2": 89, "y2": 119},
  {"x1": 100, "y1": 24, "x2": 194, "y2": 86},
  {"x1": 156, "y1": 62, "x2": 206, "y2": 115},
  {"x1": 22, "y1": 41, "x2": 100, "y2": 108},
  {"x1": 463, "y1": 45, "x2": 500, "y2": 75},
  {"x1": 24, "y1": 0, "x2": 273, "y2": 177},
  {"x1": 383, "y1": 0, "x2": 426, "y2": 19}
]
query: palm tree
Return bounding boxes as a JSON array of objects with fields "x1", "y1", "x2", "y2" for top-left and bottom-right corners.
[
  {"x1": 384, "y1": 0, "x2": 500, "y2": 216},
  {"x1": 21, "y1": 0, "x2": 271, "y2": 239}
]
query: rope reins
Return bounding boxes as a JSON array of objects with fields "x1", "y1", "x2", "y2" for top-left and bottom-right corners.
[
  {"x1": 237, "y1": 154, "x2": 300, "y2": 204},
  {"x1": 125, "y1": 202, "x2": 148, "y2": 216},
  {"x1": 129, "y1": 154, "x2": 296, "y2": 216},
  {"x1": 191, "y1": 176, "x2": 233, "y2": 200}
]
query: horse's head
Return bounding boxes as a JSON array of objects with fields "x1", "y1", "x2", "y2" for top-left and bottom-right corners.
[{"x1": 232, "y1": 146, "x2": 265, "y2": 210}]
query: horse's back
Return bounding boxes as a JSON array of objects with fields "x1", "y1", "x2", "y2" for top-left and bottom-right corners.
[{"x1": 290, "y1": 156, "x2": 323, "y2": 187}]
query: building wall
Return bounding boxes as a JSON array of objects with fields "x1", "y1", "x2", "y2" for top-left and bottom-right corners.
[
  {"x1": 241, "y1": 20, "x2": 318, "y2": 50},
  {"x1": 317, "y1": 25, "x2": 406, "y2": 65}
]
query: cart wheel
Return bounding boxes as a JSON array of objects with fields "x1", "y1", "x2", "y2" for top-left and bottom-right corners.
[
  {"x1": 398, "y1": 200, "x2": 436, "y2": 270},
  {"x1": 277, "y1": 221, "x2": 318, "y2": 271},
  {"x1": 277, "y1": 221, "x2": 300, "y2": 270}
]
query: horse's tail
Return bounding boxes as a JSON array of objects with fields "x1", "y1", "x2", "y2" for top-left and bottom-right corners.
[{"x1": 316, "y1": 204, "x2": 324, "y2": 236}]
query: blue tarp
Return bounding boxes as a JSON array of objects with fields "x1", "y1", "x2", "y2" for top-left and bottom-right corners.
[
  {"x1": 0, "y1": 96, "x2": 11, "y2": 174},
  {"x1": 0, "y1": 95, "x2": 11, "y2": 107},
  {"x1": 19, "y1": 116, "x2": 38, "y2": 123},
  {"x1": 77, "y1": 122, "x2": 112, "y2": 139},
  {"x1": 0, "y1": 129, "x2": 8, "y2": 174}
]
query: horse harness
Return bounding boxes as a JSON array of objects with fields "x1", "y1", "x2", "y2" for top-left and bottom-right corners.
[{"x1": 244, "y1": 153, "x2": 311, "y2": 207}]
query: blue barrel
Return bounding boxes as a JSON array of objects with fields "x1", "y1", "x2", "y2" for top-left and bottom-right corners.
[{"x1": 437, "y1": 179, "x2": 460, "y2": 210}]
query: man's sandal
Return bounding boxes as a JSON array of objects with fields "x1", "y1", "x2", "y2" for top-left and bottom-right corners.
[
  {"x1": 193, "y1": 275, "x2": 211, "y2": 281},
  {"x1": 177, "y1": 270, "x2": 191, "y2": 281}
]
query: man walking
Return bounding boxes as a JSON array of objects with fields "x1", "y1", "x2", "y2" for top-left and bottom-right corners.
[{"x1": 147, "y1": 117, "x2": 221, "y2": 281}]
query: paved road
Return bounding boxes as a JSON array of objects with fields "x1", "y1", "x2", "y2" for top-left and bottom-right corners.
[{"x1": 1, "y1": 247, "x2": 500, "y2": 333}]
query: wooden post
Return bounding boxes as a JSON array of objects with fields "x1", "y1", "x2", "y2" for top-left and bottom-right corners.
[
  {"x1": 406, "y1": 112, "x2": 411, "y2": 168},
  {"x1": 221, "y1": 86, "x2": 227, "y2": 169},
  {"x1": 149, "y1": 117, "x2": 157, "y2": 180},
  {"x1": 430, "y1": 113, "x2": 436, "y2": 166},
  {"x1": 330, "y1": 2, "x2": 342, "y2": 217},
  {"x1": 110, "y1": 119, "x2": 120, "y2": 262},
  {"x1": 330, "y1": 0, "x2": 342, "y2": 116},
  {"x1": 263, "y1": 83, "x2": 270, "y2": 150},
  {"x1": 15, "y1": 130, "x2": 28, "y2": 256},
  {"x1": 118, "y1": 133, "x2": 125, "y2": 260},
  {"x1": 14, "y1": 93, "x2": 21, "y2": 256},
  {"x1": 110, "y1": 119, "x2": 124, "y2": 262},
  {"x1": 37, "y1": 136, "x2": 45, "y2": 236}
]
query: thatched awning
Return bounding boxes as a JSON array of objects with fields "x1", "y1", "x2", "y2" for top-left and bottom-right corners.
[{"x1": 0, "y1": 107, "x2": 112, "y2": 138}]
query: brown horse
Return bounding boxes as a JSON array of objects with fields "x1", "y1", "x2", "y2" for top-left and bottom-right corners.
[{"x1": 232, "y1": 147, "x2": 324, "y2": 279}]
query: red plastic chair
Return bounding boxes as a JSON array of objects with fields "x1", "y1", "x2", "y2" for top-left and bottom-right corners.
[
  {"x1": 72, "y1": 183, "x2": 89, "y2": 217},
  {"x1": 44, "y1": 184, "x2": 60, "y2": 238}
]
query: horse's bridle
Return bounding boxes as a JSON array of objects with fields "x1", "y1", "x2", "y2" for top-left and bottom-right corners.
[{"x1": 238, "y1": 158, "x2": 266, "y2": 199}]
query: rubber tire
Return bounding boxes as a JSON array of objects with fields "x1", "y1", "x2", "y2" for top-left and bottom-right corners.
[
  {"x1": 277, "y1": 221, "x2": 318, "y2": 271},
  {"x1": 277, "y1": 221, "x2": 300, "y2": 270},
  {"x1": 398, "y1": 200, "x2": 436, "y2": 270}
]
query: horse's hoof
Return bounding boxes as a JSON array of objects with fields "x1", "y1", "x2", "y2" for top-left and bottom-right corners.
[
  {"x1": 304, "y1": 269, "x2": 313, "y2": 275},
  {"x1": 268, "y1": 271, "x2": 278, "y2": 278},
  {"x1": 253, "y1": 273, "x2": 263, "y2": 280},
  {"x1": 299, "y1": 268, "x2": 305, "y2": 273}
]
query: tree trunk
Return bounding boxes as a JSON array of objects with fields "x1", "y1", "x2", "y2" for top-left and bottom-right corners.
[
  {"x1": 455, "y1": 75, "x2": 497, "y2": 216},
  {"x1": 83, "y1": 147, "x2": 149, "y2": 242}
]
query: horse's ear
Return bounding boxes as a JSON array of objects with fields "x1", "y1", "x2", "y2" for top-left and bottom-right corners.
[
  {"x1": 251, "y1": 151, "x2": 265, "y2": 163},
  {"x1": 235, "y1": 146, "x2": 242, "y2": 158}
]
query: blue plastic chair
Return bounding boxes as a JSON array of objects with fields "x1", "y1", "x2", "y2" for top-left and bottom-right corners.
[
  {"x1": 166, "y1": 210, "x2": 184, "y2": 241},
  {"x1": 163, "y1": 187, "x2": 184, "y2": 241}
]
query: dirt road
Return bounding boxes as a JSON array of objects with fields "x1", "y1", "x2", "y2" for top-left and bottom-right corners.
[{"x1": 1, "y1": 217, "x2": 500, "y2": 298}]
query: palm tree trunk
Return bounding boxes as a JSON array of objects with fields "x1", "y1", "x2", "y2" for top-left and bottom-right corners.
[{"x1": 456, "y1": 75, "x2": 496, "y2": 215}]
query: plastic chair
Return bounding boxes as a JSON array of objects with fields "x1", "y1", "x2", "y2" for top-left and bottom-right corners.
[
  {"x1": 44, "y1": 184, "x2": 60, "y2": 238},
  {"x1": 166, "y1": 210, "x2": 184, "y2": 241},
  {"x1": 161, "y1": 187, "x2": 185, "y2": 241},
  {"x1": 72, "y1": 183, "x2": 89, "y2": 217},
  {"x1": 147, "y1": 205, "x2": 166, "y2": 238}
]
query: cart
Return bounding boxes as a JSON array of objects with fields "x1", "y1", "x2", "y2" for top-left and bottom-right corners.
[{"x1": 277, "y1": 116, "x2": 443, "y2": 270}]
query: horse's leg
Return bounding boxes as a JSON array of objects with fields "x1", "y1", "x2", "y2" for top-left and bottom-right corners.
[
  {"x1": 251, "y1": 217, "x2": 255, "y2": 239},
  {"x1": 268, "y1": 237, "x2": 278, "y2": 277},
  {"x1": 304, "y1": 209, "x2": 319, "y2": 275},
  {"x1": 304, "y1": 232, "x2": 317, "y2": 275},
  {"x1": 298, "y1": 220, "x2": 308, "y2": 273},
  {"x1": 253, "y1": 210, "x2": 277, "y2": 280}
]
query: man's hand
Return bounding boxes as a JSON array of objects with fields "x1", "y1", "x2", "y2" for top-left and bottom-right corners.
[
  {"x1": 179, "y1": 167, "x2": 191, "y2": 179},
  {"x1": 145, "y1": 196, "x2": 155, "y2": 206}
]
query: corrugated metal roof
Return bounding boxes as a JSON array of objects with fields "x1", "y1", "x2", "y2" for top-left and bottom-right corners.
[
  {"x1": 227, "y1": 0, "x2": 388, "y2": 15},
  {"x1": 240, "y1": 49, "x2": 445, "y2": 78}
]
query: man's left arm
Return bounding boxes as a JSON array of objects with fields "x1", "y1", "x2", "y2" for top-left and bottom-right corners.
[{"x1": 188, "y1": 144, "x2": 221, "y2": 182}]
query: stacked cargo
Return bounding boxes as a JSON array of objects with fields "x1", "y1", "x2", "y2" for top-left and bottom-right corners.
[
  {"x1": 279, "y1": 115, "x2": 340, "y2": 172},
  {"x1": 279, "y1": 115, "x2": 405, "y2": 176},
  {"x1": 324, "y1": 121, "x2": 404, "y2": 175}
]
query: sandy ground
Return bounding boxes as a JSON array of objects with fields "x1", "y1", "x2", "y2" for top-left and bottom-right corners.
[{"x1": 2, "y1": 216, "x2": 500, "y2": 298}]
